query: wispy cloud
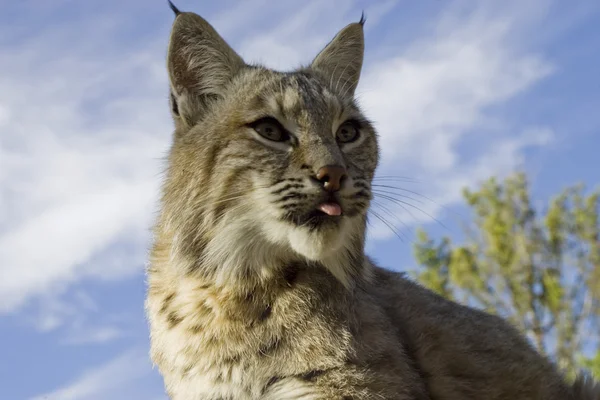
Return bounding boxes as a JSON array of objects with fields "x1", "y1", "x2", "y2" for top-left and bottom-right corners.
[
  {"x1": 29, "y1": 349, "x2": 155, "y2": 400},
  {"x1": 359, "y1": 1, "x2": 556, "y2": 238},
  {"x1": 23, "y1": 290, "x2": 127, "y2": 345},
  {"x1": 0, "y1": 10, "x2": 169, "y2": 312},
  {"x1": 362, "y1": 2, "x2": 554, "y2": 167},
  {"x1": 63, "y1": 325, "x2": 124, "y2": 345}
]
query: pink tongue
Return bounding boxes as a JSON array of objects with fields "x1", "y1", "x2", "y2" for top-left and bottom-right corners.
[{"x1": 317, "y1": 202, "x2": 342, "y2": 216}]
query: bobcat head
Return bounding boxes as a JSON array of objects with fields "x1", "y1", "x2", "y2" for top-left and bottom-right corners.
[{"x1": 159, "y1": 5, "x2": 378, "y2": 287}]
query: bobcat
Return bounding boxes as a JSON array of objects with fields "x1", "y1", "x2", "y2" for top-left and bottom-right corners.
[{"x1": 146, "y1": 2, "x2": 599, "y2": 399}]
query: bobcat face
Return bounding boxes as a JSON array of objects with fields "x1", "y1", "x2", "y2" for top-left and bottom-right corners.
[
  {"x1": 218, "y1": 69, "x2": 378, "y2": 261},
  {"x1": 162, "y1": 10, "x2": 376, "y2": 272}
]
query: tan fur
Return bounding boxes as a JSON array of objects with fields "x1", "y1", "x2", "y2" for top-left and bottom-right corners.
[{"x1": 146, "y1": 7, "x2": 597, "y2": 400}]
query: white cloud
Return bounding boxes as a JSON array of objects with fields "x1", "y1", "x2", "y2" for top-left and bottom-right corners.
[
  {"x1": 360, "y1": 9, "x2": 553, "y2": 169},
  {"x1": 22, "y1": 290, "x2": 128, "y2": 345},
  {"x1": 0, "y1": 0, "x2": 558, "y2": 314},
  {"x1": 30, "y1": 349, "x2": 154, "y2": 400},
  {"x1": 236, "y1": 0, "x2": 358, "y2": 69},
  {"x1": 0, "y1": 12, "x2": 169, "y2": 312},
  {"x1": 359, "y1": 1, "x2": 556, "y2": 239},
  {"x1": 63, "y1": 325, "x2": 124, "y2": 345}
]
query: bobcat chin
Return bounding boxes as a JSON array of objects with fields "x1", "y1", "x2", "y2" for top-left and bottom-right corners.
[{"x1": 146, "y1": 2, "x2": 598, "y2": 399}]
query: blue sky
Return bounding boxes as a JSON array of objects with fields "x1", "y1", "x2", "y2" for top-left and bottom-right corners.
[{"x1": 1, "y1": 0, "x2": 599, "y2": 398}]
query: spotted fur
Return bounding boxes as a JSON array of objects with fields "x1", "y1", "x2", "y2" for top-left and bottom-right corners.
[{"x1": 146, "y1": 5, "x2": 597, "y2": 400}]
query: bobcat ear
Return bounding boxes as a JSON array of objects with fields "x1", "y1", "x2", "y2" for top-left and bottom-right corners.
[
  {"x1": 311, "y1": 16, "x2": 365, "y2": 97},
  {"x1": 167, "y1": 11, "x2": 245, "y2": 128}
]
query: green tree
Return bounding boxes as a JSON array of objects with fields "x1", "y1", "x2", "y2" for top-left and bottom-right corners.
[{"x1": 413, "y1": 172, "x2": 600, "y2": 377}]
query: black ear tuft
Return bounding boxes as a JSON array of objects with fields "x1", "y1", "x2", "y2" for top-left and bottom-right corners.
[
  {"x1": 359, "y1": 11, "x2": 366, "y2": 27},
  {"x1": 168, "y1": 0, "x2": 181, "y2": 17}
]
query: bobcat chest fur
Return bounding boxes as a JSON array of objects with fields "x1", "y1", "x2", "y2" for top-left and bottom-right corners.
[{"x1": 147, "y1": 259, "x2": 427, "y2": 399}]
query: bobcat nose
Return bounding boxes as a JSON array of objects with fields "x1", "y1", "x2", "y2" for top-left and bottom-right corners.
[{"x1": 315, "y1": 165, "x2": 347, "y2": 192}]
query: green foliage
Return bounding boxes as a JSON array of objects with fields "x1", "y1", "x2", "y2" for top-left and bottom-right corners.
[
  {"x1": 581, "y1": 351, "x2": 600, "y2": 379},
  {"x1": 413, "y1": 172, "x2": 600, "y2": 376}
]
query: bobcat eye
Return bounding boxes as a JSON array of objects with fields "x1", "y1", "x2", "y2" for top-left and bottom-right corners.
[
  {"x1": 336, "y1": 121, "x2": 360, "y2": 144},
  {"x1": 251, "y1": 118, "x2": 289, "y2": 142}
]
